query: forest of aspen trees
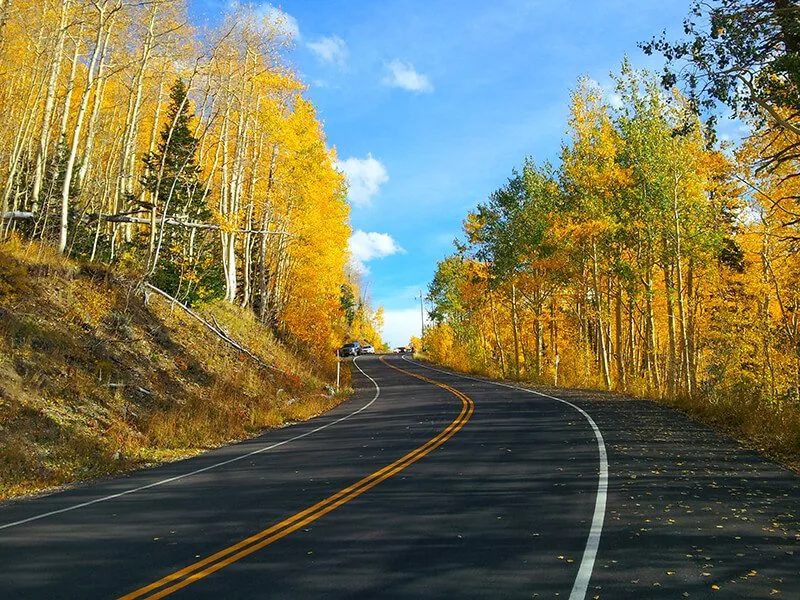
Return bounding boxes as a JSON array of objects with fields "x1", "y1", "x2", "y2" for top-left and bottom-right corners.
[
  {"x1": 0, "y1": 0, "x2": 383, "y2": 357},
  {"x1": 424, "y1": 35, "x2": 800, "y2": 453}
]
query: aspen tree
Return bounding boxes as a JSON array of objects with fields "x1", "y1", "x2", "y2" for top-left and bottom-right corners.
[
  {"x1": 58, "y1": 1, "x2": 122, "y2": 254},
  {"x1": 31, "y1": 0, "x2": 71, "y2": 213},
  {"x1": 115, "y1": 0, "x2": 179, "y2": 219},
  {"x1": 562, "y1": 79, "x2": 631, "y2": 389},
  {"x1": 57, "y1": 22, "x2": 84, "y2": 142},
  {"x1": 1, "y1": 4, "x2": 51, "y2": 225},
  {"x1": 0, "y1": 0, "x2": 361, "y2": 355}
]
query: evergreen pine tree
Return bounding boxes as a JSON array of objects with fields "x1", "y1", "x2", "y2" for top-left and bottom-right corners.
[
  {"x1": 142, "y1": 78, "x2": 206, "y2": 221},
  {"x1": 141, "y1": 78, "x2": 222, "y2": 304}
]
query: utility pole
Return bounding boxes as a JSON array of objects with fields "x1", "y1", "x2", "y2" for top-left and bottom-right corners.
[{"x1": 419, "y1": 290, "x2": 425, "y2": 340}]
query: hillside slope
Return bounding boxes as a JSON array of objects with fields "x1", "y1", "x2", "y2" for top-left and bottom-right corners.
[{"x1": 0, "y1": 240, "x2": 348, "y2": 500}]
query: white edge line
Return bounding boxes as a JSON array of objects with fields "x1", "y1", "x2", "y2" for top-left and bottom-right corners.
[
  {"x1": 0, "y1": 357, "x2": 382, "y2": 531},
  {"x1": 401, "y1": 356, "x2": 607, "y2": 600}
]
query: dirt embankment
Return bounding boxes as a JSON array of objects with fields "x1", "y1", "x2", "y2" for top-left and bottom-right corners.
[{"x1": 0, "y1": 241, "x2": 348, "y2": 501}]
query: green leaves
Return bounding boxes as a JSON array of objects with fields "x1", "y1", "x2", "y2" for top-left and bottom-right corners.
[{"x1": 642, "y1": 0, "x2": 800, "y2": 168}]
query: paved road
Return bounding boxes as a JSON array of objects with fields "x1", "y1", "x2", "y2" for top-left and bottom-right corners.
[{"x1": 0, "y1": 355, "x2": 797, "y2": 599}]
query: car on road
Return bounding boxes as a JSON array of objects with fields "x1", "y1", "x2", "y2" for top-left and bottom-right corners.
[
  {"x1": 361, "y1": 344, "x2": 375, "y2": 354},
  {"x1": 339, "y1": 342, "x2": 361, "y2": 357}
]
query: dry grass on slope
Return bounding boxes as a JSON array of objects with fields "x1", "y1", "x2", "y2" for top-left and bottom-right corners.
[{"x1": 0, "y1": 238, "x2": 350, "y2": 501}]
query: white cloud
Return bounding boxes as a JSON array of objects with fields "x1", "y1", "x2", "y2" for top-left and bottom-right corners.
[
  {"x1": 348, "y1": 230, "x2": 404, "y2": 275},
  {"x1": 585, "y1": 77, "x2": 603, "y2": 92},
  {"x1": 586, "y1": 77, "x2": 624, "y2": 110},
  {"x1": 336, "y1": 153, "x2": 389, "y2": 207},
  {"x1": 381, "y1": 307, "x2": 431, "y2": 348},
  {"x1": 307, "y1": 35, "x2": 347, "y2": 66},
  {"x1": 608, "y1": 92, "x2": 624, "y2": 110},
  {"x1": 250, "y1": 3, "x2": 300, "y2": 39},
  {"x1": 349, "y1": 261, "x2": 371, "y2": 277},
  {"x1": 383, "y1": 59, "x2": 434, "y2": 93}
]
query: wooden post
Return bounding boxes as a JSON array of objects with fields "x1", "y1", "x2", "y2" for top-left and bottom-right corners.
[
  {"x1": 554, "y1": 353, "x2": 560, "y2": 387},
  {"x1": 336, "y1": 350, "x2": 341, "y2": 391}
]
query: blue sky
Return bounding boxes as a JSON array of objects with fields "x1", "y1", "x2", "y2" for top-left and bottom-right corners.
[{"x1": 189, "y1": 1, "x2": 696, "y2": 346}]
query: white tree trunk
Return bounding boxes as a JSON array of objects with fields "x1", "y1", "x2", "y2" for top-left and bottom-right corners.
[
  {"x1": 2, "y1": 25, "x2": 48, "y2": 217},
  {"x1": 59, "y1": 3, "x2": 114, "y2": 254},
  {"x1": 31, "y1": 0, "x2": 71, "y2": 212},
  {"x1": 117, "y1": 0, "x2": 160, "y2": 215},
  {"x1": 146, "y1": 73, "x2": 166, "y2": 256},
  {"x1": 77, "y1": 35, "x2": 112, "y2": 189},
  {"x1": 58, "y1": 25, "x2": 83, "y2": 141}
]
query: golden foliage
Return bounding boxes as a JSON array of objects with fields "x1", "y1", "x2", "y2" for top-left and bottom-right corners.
[
  {"x1": 0, "y1": 0, "x2": 358, "y2": 358},
  {"x1": 423, "y1": 67, "x2": 800, "y2": 467}
]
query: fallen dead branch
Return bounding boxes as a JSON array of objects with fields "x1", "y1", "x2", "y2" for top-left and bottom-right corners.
[
  {"x1": 142, "y1": 282, "x2": 282, "y2": 374},
  {"x1": 1, "y1": 211, "x2": 294, "y2": 237}
]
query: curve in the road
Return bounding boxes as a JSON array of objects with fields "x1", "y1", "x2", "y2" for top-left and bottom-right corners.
[
  {"x1": 119, "y1": 357, "x2": 475, "y2": 600},
  {"x1": 402, "y1": 356, "x2": 608, "y2": 600},
  {"x1": 0, "y1": 358, "x2": 384, "y2": 532}
]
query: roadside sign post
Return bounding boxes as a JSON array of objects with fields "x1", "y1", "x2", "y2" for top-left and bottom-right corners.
[{"x1": 336, "y1": 350, "x2": 340, "y2": 391}]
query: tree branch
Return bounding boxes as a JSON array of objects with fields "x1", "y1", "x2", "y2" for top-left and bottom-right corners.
[
  {"x1": 1, "y1": 210, "x2": 295, "y2": 237},
  {"x1": 143, "y1": 282, "x2": 283, "y2": 374}
]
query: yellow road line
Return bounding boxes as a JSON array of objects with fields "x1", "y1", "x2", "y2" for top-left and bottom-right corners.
[{"x1": 120, "y1": 357, "x2": 474, "y2": 599}]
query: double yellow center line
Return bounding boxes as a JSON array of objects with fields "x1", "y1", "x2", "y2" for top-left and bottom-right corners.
[{"x1": 121, "y1": 357, "x2": 474, "y2": 599}]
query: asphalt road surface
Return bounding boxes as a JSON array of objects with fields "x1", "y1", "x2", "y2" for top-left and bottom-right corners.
[{"x1": 0, "y1": 354, "x2": 797, "y2": 599}]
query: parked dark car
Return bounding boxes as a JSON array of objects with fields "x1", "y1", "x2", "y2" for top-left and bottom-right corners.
[{"x1": 339, "y1": 342, "x2": 361, "y2": 357}]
